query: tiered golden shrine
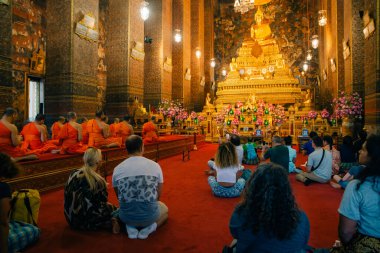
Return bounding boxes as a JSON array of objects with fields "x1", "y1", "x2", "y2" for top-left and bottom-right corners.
[{"x1": 215, "y1": 6, "x2": 302, "y2": 107}]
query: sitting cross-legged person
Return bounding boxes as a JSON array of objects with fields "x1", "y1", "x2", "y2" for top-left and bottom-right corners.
[
  {"x1": 86, "y1": 110, "x2": 122, "y2": 148},
  {"x1": 80, "y1": 117, "x2": 89, "y2": 145},
  {"x1": 20, "y1": 114, "x2": 59, "y2": 154},
  {"x1": 142, "y1": 116, "x2": 159, "y2": 143},
  {"x1": 58, "y1": 112, "x2": 87, "y2": 155},
  {"x1": 261, "y1": 136, "x2": 289, "y2": 173},
  {"x1": 296, "y1": 136, "x2": 333, "y2": 186},
  {"x1": 64, "y1": 148, "x2": 117, "y2": 231},
  {"x1": 207, "y1": 142, "x2": 247, "y2": 198},
  {"x1": 330, "y1": 134, "x2": 380, "y2": 252},
  {"x1": 109, "y1": 118, "x2": 120, "y2": 137},
  {"x1": 242, "y1": 137, "x2": 258, "y2": 165},
  {"x1": 229, "y1": 163, "x2": 310, "y2": 253},
  {"x1": 112, "y1": 135, "x2": 168, "y2": 239},
  {"x1": 0, "y1": 108, "x2": 37, "y2": 161},
  {"x1": 51, "y1": 116, "x2": 65, "y2": 141},
  {"x1": 118, "y1": 115, "x2": 134, "y2": 146}
]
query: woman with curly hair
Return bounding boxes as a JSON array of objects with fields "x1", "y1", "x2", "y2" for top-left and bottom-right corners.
[
  {"x1": 229, "y1": 163, "x2": 310, "y2": 252},
  {"x1": 331, "y1": 134, "x2": 380, "y2": 252}
]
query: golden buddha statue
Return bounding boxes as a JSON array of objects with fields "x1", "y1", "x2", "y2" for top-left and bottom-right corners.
[
  {"x1": 250, "y1": 6, "x2": 272, "y2": 41},
  {"x1": 215, "y1": 4, "x2": 302, "y2": 108}
]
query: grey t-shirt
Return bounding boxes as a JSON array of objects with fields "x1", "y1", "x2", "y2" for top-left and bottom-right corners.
[
  {"x1": 112, "y1": 156, "x2": 163, "y2": 225},
  {"x1": 307, "y1": 148, "x2": 332, "y2": 181}
]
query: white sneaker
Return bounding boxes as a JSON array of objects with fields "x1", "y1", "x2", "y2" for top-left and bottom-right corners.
[
  {"x1": 137, "y1": 223, "x2": 157, "y2": 239},
  {"x1": 126, "y1": 225, "x2": 138, "y2": 239}
]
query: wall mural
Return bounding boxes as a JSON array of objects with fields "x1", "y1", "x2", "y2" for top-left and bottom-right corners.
[
  {"x1": 214, "y1": 0, "x2": 319, "y2": 81},
  {"x1": 11, "y1": 0, "x2": 47, "y2": 120},
  {"x1": 97, "y1": 0, "x2": 108, "y2": 110}
]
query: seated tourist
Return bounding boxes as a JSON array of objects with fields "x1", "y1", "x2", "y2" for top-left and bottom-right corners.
[
  {"x1": 87, "y1": 110, "x2": 122, "y2": 148},
  {"x1": 64, "y1": 148, "x2": 117, "y2": 230},
  {"x1": 330, "y1": 165, "x2": 365, "y2": 189},
  {"x1": 118, "y1": 115, "x2": 134, "y2": 145},
  {"x1": 262, "y1": 136, "x2": 289, "y2": 173},
  {"x1": 142, "y1": 116, "x2": 159, "y2": 143},
  {"x1": 20, "y1": 114, "x2": 58, "y2": 154},
  {"x1": 339, "y1": 135, "x2": 357, "y2": 172},
  {"x1": 112, "y1": 135, "x2": 168, "y2": 239},
  {"x1": 0, "y1": 108, "x2": 37, "y2": 161},
  {"x1": 207, "y1": 142, "x2": 247, "y2": 198},
  {"x1": 109, "y1": 118, "x2": 120, "y2": 137},
  {"x1": 353, "y1": 129, "x2": 367, "y2": 160},
  {"x1": 301, "y1": 131, "x2": 318, "y2": 155},
  {"x1": 51, "y1": 116, "x2": 65, "y2": 140},
  {"x1": 330, "y1": 134, "x2": 380, "y2": 252},
  {"x1": 58, "y1": 112, "x2": 87, "y2": 155},
  {"x1": 323, "y1": 135, "x2": 341, "y2": 174},
  {"x1": 230, "y1": 134, "x2": 244, "y2": 167},
  {"x1": 296, "y1": 136, "x2": 333, "y2": 186},
  {"x1": 242, "y1": 137, "x2": 258, "y2": 165},
  {"x1": 0, "y1": 153, "x2": 40, "y2": 253},
  {"x1": 80, "y1": 117, "x2": 89, "y2": 144},
  {"x1": 229, "y1": 163, "x2": 310, "y2": 253},
  {"x1": 284, "y1": 136, "x2": 299, "y2": 173}
]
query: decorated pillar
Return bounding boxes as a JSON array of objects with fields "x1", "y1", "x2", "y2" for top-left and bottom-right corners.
[
  {"x1": 190, "y1": 0, "x2": 205, "y2": 112},
  {"x1": 204, "y1": 0, "x2": 215, "y2": 103},
  {"x1": 144, "y1": 0, "x2": 172, "y2": 109},
  {"x1": 106, "y1": 0, "x2": 144, "y2": 118},
  {"x1": 363, "y1": 0, "x2": 380, "y2": 134},
  {"x1": 172, "y1": 0, "x2": 191, "y2": 108},
  {"x1": 45, "y1": 0, "x2": 99, "y2": 121},
  {"x1": 0, "y1": 1, "x2": 13, "y2": 111}
]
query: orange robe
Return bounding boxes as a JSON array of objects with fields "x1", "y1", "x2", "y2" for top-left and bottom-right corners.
[
  {"x1": 110, "y1": 123, "x2": 121, "y2": 137},
  {"x1": 142, "y1": 122, "x2": 159, "y2": 143},
  {"x1": 86, "y1": 119, "x2": 122, "y2": 148},
  {"x1": 58, "y1": 123, "x2": 87, "y2": 154},
  {"x1": 0, "y1": 121, "x2": 34, "y2": 157},
  {"x1": 51, "y1": 122, "x2": 62, "y2": 140},
  {"x1": 118, "y1": 122, "x2": 133, "y2": 145},
  {"x1": 81, "y1": 122, "x2": 89, "y2": 144},
  {"x1": 20, "y1": 122, "x2": 58, "y2": 154}
]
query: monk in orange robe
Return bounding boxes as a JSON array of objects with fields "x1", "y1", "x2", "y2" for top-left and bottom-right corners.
[
  {"x1": 51, "y1": 116, "x2": 65, "y2": 140},
  {"x1": 142, "y1": 116, "x2": 159, "y2": 143},
  {"x1": 118, "y1": 115, "x2": 134, "y2": 146},
  {"x1": 20, "y1": 114, "x2": 58, "y2": 154},
  {"x1": 109, "y1": 118, "x2": 120, "y2": 137},
  {"x1": 58, "y1": 112, "x2": 87, "y2": 154},
  {"x1": 87, "y1": 111, "x2": 122, "y2": 148},
  {"x1": 0, "y1": 108, "x2": 38, "y2": 161},
  {"x1": 80, "y1": 117, "x2": 89, "y2": 144}
]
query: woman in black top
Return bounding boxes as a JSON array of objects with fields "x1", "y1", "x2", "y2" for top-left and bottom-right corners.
[{"x1": 0, "y1": 153, "x2": 20, "y2": 253}]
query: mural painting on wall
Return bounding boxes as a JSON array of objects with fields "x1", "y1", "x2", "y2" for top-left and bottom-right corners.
[
  {"x1": 97, "y1": 0, "x2": 108, "y2": 110},
  {"x1": 214, "y1": 0, "x2": 318, "y2": 81},
  {"x1": 12, "y1": 0, "x2": 47, "y2": 119}
]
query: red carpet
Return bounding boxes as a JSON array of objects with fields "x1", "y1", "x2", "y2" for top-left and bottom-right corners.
[{"x1": 26, "y1": 143, "x2": 343, "y2": 253}]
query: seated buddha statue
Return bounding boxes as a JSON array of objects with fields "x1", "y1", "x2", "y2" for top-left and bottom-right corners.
[{"x1": 250, "y1": 6, "x2": 272, "y2": 41}]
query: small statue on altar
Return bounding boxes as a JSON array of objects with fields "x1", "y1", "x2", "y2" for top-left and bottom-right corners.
[
  {"x1": 230, "y1": 58, "x2": 237, "y2": 71},
  {"x1": 205, "y1": 92, "x2": 212, "y2": 107},
  {"x1": 303, "y1": 89, "x2": 312, "y2": 105}
]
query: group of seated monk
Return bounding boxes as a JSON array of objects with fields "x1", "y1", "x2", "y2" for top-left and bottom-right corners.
[{"x1": 0, "y1": 108, "x2": 138, "y2": 161}]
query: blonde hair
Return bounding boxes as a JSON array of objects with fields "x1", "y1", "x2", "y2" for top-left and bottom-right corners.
[
  {"x1": 80, "y1": 148, "x2": 107, "y2": 191},
  {"x1": 215, "y1": 142, "x2": 238, "y2": 169}
]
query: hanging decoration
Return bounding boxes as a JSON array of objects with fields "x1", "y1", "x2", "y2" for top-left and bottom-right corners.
[{"x1": 318, "y1": 10, "x2": 327, "y2": 26}]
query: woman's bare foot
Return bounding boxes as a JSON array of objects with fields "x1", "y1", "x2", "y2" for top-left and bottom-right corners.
[
  {"x1": 333, "y1": 175, "x2": 342, "y2": 183},
  {"x1": 330, "y1": 181, "x2": 342, "y2": 189}
]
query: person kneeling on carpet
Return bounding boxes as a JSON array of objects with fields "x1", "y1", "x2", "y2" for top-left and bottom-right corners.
[
  {"x1": 112, "y1": 135, "x2": 168, "y2": 239},
  {"x1": 228, "y1": 163, "x2": 310, "y2": 253},
  {"x1": 64, "y1": 147, "x2": 117, "y2": 231},
  {"x1": 207, "y1": 142, "x2": 250, "y2": 198}
]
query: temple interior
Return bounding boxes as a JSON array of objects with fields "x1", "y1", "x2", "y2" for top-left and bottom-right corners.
[{"x1": 0, "y1": 0, "x2": 380, "y2": 252}]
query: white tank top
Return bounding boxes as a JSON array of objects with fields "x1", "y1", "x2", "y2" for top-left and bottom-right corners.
[{"x1": 214, "y1": 165, "x2": 239, "y2": 184}]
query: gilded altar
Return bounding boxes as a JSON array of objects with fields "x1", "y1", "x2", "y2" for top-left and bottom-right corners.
[{"x1": 215, "y1": 6, "x2": 303, "y2": 107}]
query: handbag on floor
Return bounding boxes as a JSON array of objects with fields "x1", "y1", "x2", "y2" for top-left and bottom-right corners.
[
  {"x1": 10, "y1": 189, "x2": 41, "y2": 226},
  {"x1": 8, "y1": 220, "x2": 40, "y2": 253}
]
